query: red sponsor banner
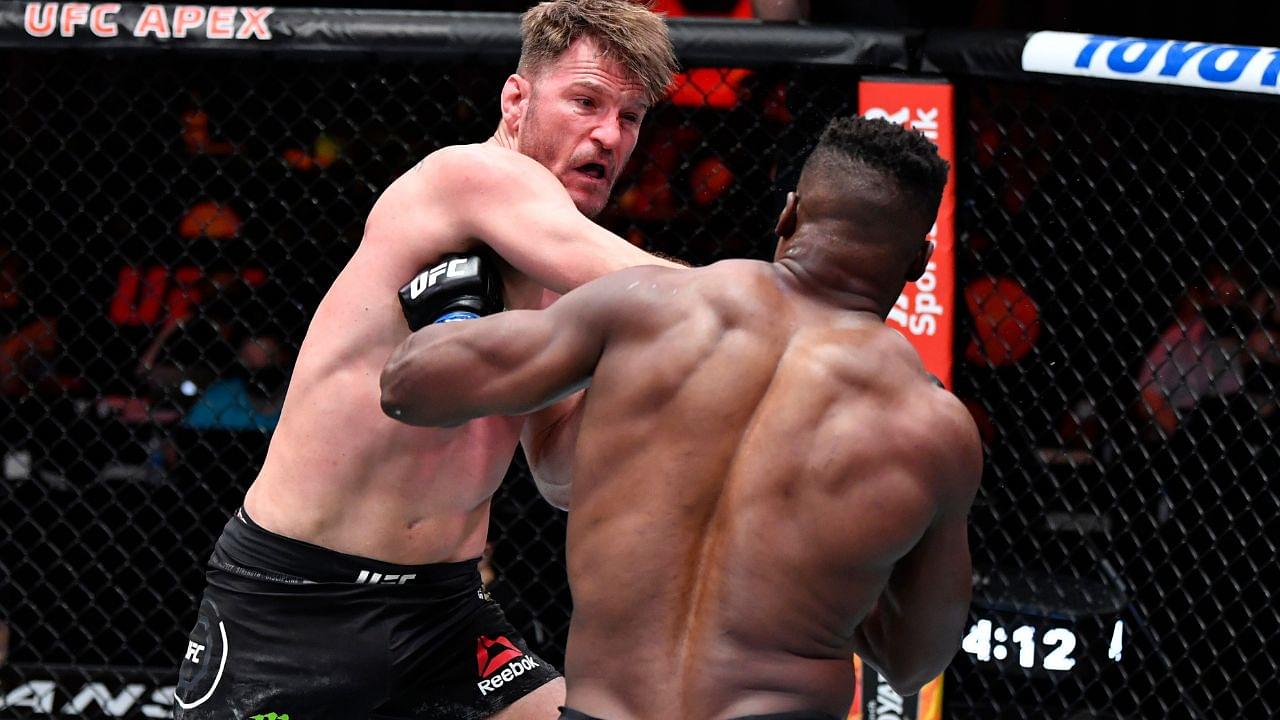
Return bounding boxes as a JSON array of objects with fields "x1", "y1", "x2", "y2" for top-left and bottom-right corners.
[{"x1": 858, "y1": 79, "x2": 956, "y2": 390}]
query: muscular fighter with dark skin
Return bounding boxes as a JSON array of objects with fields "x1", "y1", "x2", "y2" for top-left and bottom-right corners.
[{"x1": 381, "y1": 117, "x2": 983, "y2": 720}]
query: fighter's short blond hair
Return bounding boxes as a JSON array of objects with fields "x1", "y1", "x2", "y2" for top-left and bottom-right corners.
[{"x1": 519, "y1": 0, "x2": 678, "y2": 105}]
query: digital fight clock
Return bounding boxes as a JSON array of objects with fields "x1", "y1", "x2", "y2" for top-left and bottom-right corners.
[{"x1": 961, "y1": 617, "x2": 1125, "y2": 672}]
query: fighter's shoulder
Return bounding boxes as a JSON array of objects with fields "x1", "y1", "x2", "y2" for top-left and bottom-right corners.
[
  {"x1": 860, "y1": 328, "x2": 975, "y2": 444},
  {"x1": 678, "y1": 259, "x2": 782, "y2": 307},
  {"x1": 573, "y1": 262, "x2": 692, "y2": 305},
  {"x1": 825, "y1": 326, "x2": 980, "y2": 483},
  {"x1": 818, "y1": 322, "x2": 921, "y2": 385},
  {"x1": 556, "y1": 263, "x2": 706, "y2": 334},
  {"x1": 361, "y1": 150, "x2": 469, "y2": 248},
  {"x1": 366, "y1": 145, "x2": 546, "y2": 240},
  {"x1": 618, "y1": 259, "x2": 771, "y2": 308},
  {"x1": 416, "y1": 143, "x2": 555, "y2": 192},
  {"x1": 888, "y1": 365, "x2": 983, "y2": 502}
]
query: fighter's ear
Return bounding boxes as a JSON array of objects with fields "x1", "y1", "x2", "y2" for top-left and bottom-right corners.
[
  {"x1": 772, "y1": 192, "x2": 800, "y2": 262},
  {"x1": 905, "y1": 240, "x2": 935, "y2": 282},
  {"x1": 774, "y1": 191, "x2": 799, "y2": 240},
  {"x1": 500, "y1": 73, "x2": 531, "y2": 135}
]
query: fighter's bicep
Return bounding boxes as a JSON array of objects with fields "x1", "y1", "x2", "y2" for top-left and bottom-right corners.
[
  {"x1": 468, "y1": 308, "x2": 603, "y2": 417},
  {"x1": 469, "y1": 265, "x2": 672, "y2": 415}
]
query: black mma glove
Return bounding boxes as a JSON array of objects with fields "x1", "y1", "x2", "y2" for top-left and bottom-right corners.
[{"x1": 397, "y1": 251, "x2": 504, "y2": 331}]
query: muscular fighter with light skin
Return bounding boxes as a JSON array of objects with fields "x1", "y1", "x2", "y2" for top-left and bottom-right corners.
[
  {"x1": 382, "y1": 117, "x2": 983, "y2": 720},
  {"x1": 174, "y1": 2, "x2": 678, "y2": 718},
  {"x1": 247, "y1": 35, "x2": 659, "y2": 565}
]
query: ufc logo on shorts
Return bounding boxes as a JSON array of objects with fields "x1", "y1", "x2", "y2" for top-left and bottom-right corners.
[
  {"x1": 408, "y1": 258, "x2": 473, "y2": 299},
  {"x1": 355, "y1": 570, "x2": 417, "y2": 584},
  {"x1": 185, "y1": 641, "x2": 206, "y2": 663}
]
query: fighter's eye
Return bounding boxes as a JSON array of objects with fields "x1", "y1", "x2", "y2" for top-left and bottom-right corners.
[
  {"x1": 621, "y1": 112, "x2": 640, "y2": 124},
  {"x1": 576, "y1": 97, "x2": 595, "y2": 109}
]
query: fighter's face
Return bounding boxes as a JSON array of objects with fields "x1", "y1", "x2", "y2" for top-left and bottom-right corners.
[{"x1": 517, "y1": 38, "x2": 648, "y2": 217}]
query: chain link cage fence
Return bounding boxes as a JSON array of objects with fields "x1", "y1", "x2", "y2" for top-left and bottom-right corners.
[
  {"x1": 1, "y1": 10, "x2": 1277, "y2": 719},
  {"x1": 950, "y1": 75, "x2": 1279, "y2": 719}
]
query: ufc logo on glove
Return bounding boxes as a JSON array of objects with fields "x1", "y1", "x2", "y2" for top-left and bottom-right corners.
[{"x1": 408, "y1": 257, "x2": 479, "y2": 300}]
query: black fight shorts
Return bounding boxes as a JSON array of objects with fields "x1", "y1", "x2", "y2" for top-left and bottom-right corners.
[{"x1": 174, "y1": 509, "x2": 559, "y2": 719}]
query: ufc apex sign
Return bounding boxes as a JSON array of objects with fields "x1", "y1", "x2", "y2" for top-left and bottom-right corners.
[{"x1": 23, "y1": 4, "x2": 274, "y2": 40}]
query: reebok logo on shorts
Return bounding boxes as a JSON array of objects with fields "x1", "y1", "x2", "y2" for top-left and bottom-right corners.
[
  {"x1": 475, "y1": 635, "x2": 539, "y2": 696},
  {"x1": 476, "y1": 635, "x2": 522, "y2": 677}
]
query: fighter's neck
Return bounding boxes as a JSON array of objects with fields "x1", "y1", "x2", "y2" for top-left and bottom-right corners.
[
  {"x1": 489, "y1": 125, "x2": 519, "y2": 152},
  {"x1": 775, "y1": 254, "x2": 890, "y2": 318}
]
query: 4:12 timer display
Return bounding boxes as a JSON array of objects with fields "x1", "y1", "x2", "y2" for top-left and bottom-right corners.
[{"x1": 961, "y1": 618, "x2": 1125, "y2": 672}]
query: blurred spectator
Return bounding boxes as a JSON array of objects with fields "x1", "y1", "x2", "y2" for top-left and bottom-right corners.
[
  {"x1": 161, "y1": 279, "x2": 305, "y2": 433},
  {"x1": 179, "y1": 200, "x2": 243, "y2": 241},
  {"x1": 1241, "y1": 286, "x2": 1280, "y2": 419},
  {"x1": 184, "y1": 330, "x2": 292, "y2": 432},
  {"x1": 0, "y1": 247, "x2": 60, "y2": 398},
  {"x1": 1248, "y1": 283, "x2": 1279, "y2": 323},
  {"x1": 1139, "y1": 278, "x2": 1279, "y2": 716},
  {"x1": 1056, "y1": 396, "x2": 1104, "y2": 456},
  {"x1": 182, "y1": 94, "x2": 236, "y2": 156},
  {"x1": 1135, "y1": 263, "x2": 1254, "y2": 438},
  {"x1": 134, "y1": 278, "x2": 242, "y2": 418},
  {"x1": 1, "y1": 247, "x2": 90, "y2": 487}
]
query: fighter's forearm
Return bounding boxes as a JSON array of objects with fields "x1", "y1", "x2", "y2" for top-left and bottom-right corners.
[
  {"x1": 381, "y1": 308, "x2": 596, "y2": 428},
  {"x1": 853, "y1": 581, "x2": 969, "y2": 696},
  {"x1": 853, "y1": 512, "x2": 974, "y2": 695},
  {"x1": 380, "y1": 326, "x2": 493, "y2": 427}
]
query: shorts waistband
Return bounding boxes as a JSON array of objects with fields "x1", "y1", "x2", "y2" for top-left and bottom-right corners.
[{"x1": 209, "y1": 507, "x2": 482, "y2": 586}]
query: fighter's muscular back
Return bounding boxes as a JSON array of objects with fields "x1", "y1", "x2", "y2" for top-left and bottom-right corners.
[
  {"x1": 244, "y1": 141, "x2": 660, "y2": 564},
  {"x1": 564, "y1": 263, "x2": 979, "y2": 718},
  {"x1": 384, "y1": 259, "x2": 982, "y2": 717}
]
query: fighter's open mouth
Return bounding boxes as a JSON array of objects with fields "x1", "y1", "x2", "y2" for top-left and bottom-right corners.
[{"x1": 577, "y1": 163, "x2": 606, "y2": 179}]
